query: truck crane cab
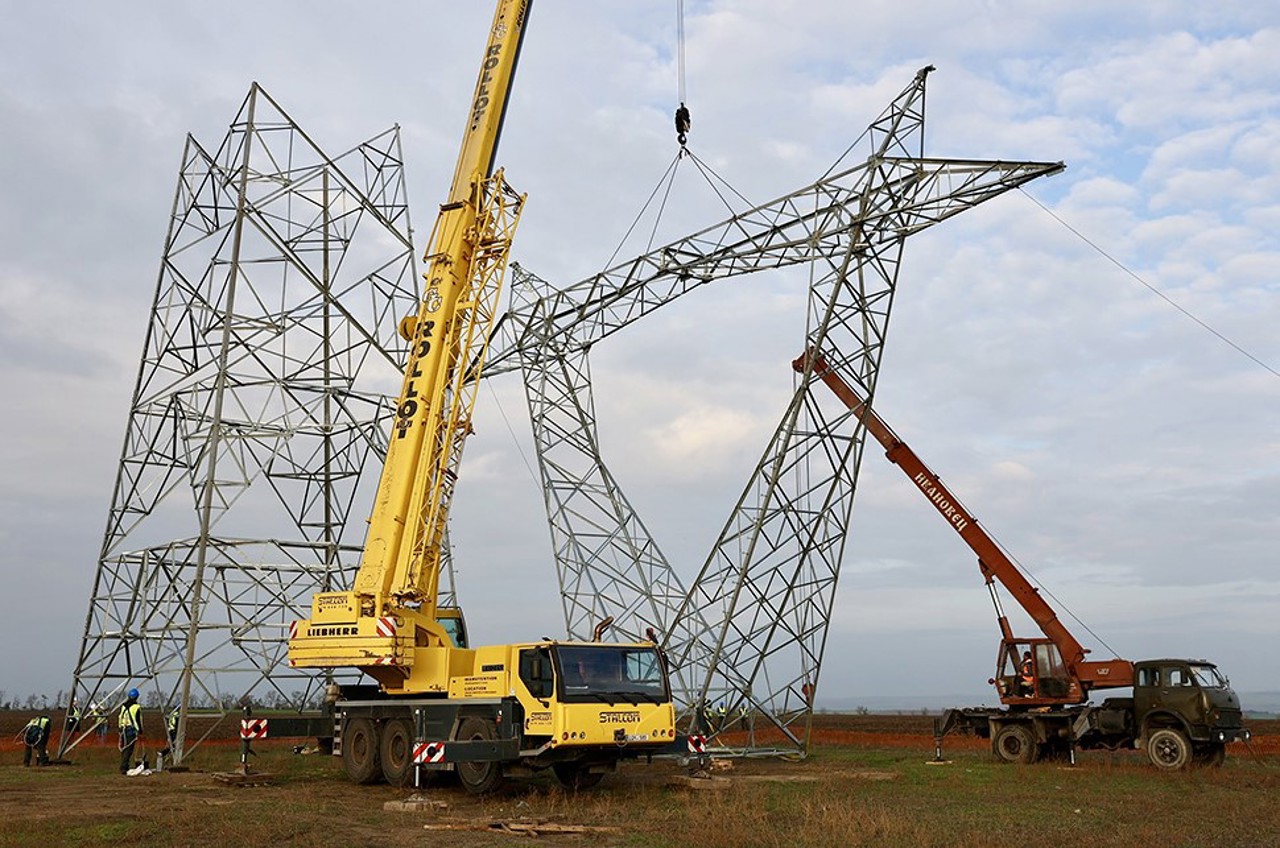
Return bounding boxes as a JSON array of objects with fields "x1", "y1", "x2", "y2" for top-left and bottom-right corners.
[{"x1": 1130, "y1": 659, "x2": 1247, "y2": 768}]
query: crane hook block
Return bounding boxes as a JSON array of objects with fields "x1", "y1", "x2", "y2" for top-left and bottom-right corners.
[{"x1": 675, "y1": 102, "x2": 691, "y2": 146}]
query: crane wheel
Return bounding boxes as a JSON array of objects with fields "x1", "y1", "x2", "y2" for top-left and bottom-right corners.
[
  {"x1": 455, "y1": 717, "x2": 505, "y2": 795},
  {"x1": 992, "y1": 724, "x2": 1038, "y2": 765},
  {"x1": 342, "y1": 717, "x2": 382, "y2": 784},
  {"x1": 1146, "y1": 728, "x2": 1192, "y2": 770},
  {"x1": 380, "y1": 718, "x2": 414, "y2": 786}
]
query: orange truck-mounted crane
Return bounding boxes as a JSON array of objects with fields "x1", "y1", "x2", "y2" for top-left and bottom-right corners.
[{"x1": 796, "y1": 350, "x2": 1250, "y2": 769}]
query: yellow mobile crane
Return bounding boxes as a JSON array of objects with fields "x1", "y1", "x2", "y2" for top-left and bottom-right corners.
[{"x1": 287, "y1": 1, "x2": 677, "y2": 792}]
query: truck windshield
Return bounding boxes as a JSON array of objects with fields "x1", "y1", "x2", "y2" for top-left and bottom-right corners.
[
  {"x1": 555, "y1": 645, "x2": 669, "y2": 704},
  {"x1": 1190, "y1": 664, "x2": 1227, "y2": 689}
]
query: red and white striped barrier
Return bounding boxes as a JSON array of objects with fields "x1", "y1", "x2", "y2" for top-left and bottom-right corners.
[
  {"x1": 240, "y1": 719, "x2": 268, "y2": 739},
  {"x1": 413, "y1": 741, "x2": 446, "y2": 764}
]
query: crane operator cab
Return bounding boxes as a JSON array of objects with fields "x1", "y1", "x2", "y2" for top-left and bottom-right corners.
[
  {"x1": 436, "y1": 607, "x2": 468, "y2": 649},
  {"x1": 994, "y1": 639, "x2": 1076, "y2": 704}
]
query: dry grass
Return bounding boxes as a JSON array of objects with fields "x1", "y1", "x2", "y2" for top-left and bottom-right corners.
[{"x1": 2, "y1": 737, "x2": 1277, "y2": 848}]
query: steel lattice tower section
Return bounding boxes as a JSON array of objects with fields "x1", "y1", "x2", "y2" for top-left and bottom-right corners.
[
  {"x1": 489, "y1": 68, "x2": 1064, "y2": 753},
  {"x1": 64, "y1": 85, "x2": 434, "y2": 760}
]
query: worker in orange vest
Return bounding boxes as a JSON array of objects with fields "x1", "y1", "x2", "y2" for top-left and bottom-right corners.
[{"x1": 1019, "y1": 651, "x2": 1035, "y2": 697}]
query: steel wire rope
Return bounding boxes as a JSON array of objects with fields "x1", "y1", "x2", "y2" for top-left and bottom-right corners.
[
  {"x1": 484, "y1": 379, "x2": 541, "y2": 490},
  {"x1": 601, "y1": 154, "x2": 682, "y2": 270},
  {"x1": 644, "y1": 159, "x2": 684, "y2": 255},
  {"x1": 978, "y1": 516, "x2": 1125, "y2": 662},
  {"x1": 947, "y1": 187, "x2": 1280, "y2": 660},
  {"x1": 601, "y1": 147, "x2": 757, "y2": 272},
  {"x1": 676, "y1": 0, "x2": 687, "y2": 107},
  {"x1": 1018, "y1": 187, "x2": 1279, "y2": 380},
  {"x1": 683, "y1": 149, "x2": 755, "y2": 217}
]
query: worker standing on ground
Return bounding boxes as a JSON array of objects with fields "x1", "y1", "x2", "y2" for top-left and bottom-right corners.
[
  {"x1": 21, "y1": 715, "x2": 51, "y2": 766},
  {"x1": 158, "y1": 705, "x2": 179, "y2": 767},
  {"x1": 92, "y1": 702, "x2": 108, "y2": 741},
  {"x1": 65, "y1": 698, "x2": 81, "y2": 737},
  {"x1": 118, "y1": 689, "x2": 143, "y2": 774}
]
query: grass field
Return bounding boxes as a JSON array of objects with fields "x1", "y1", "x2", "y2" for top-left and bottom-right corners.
[{"x1": 3, "y1": 726, "x2": 1277, "y2": 848}]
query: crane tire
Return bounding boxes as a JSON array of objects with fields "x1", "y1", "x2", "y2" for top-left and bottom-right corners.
[
  {"x1": 380, "y1": 718, "x2": 414, "y2": 786},
  {"x1": 455, "y1": 716, "x2": 505, "y2": 795},
  {"x1": 992, "y1": 724, "x2": 1038, "y2": 765},
  {"x1": 342, "y1": 717, "x2": 382, "y2": 784},
  {"x1": 1146, "y1": 727, "x2": 1192, "y2": 771}
]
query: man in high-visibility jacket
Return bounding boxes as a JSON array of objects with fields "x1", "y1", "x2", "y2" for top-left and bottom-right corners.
[
  {"x1": 21, "y1": 715, "x2": 51, "y2": 766},
  {"x1": 118, "y1": 689, "x2": 143, "y2": 774},
  {"x1": 65, "y1": 698, "x2": 81, "y2": 737},
  {"x1": 159, "y1": 706, "x2": 179, "y2": 759}
]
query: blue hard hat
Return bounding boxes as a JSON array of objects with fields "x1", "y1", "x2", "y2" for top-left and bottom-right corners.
[{"x1": 127, "y1": 688, "x2": 140, "y2": 699}]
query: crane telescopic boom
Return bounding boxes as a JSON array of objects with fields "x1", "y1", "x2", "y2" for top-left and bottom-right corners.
[{"x1": 288, "y1": 0, "x2": 532, "y2": 691}]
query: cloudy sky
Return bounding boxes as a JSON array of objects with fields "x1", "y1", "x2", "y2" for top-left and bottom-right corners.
[{"x1": 1, "y1": 1, "x2": 1276, "y2": 709}]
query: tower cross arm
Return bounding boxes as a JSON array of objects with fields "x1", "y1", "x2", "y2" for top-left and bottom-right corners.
[{"x1": 486, "y1": 154, "x2": 1063, "y2": 375}]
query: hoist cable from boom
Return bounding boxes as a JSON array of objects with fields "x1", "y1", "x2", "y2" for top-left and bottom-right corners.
[
  {"x1": 1018, "y1": 187, "x2": 1280, "y2": 380},
  {"x1": 980, "y1": 521, "x2": 1125, "y2": 662},
  {"x1": 676, "y1": 0, "x2": 687, "y2": 105},
  {"x1": 674, "y1": 0, "x2": 690, "y2": 146}
]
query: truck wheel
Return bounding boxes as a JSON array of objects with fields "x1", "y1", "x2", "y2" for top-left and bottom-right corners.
[
  {"x1": 993, "y1": 725, "x2": 1038, "y2": 765},
  {"x1": 342, "y1": 717, "x2": 382, "y2": 784},
  {"x1": 380, "y1": 718, "x2": 414, "y2": 787},
  {"x1": 1193, "y1": 742, "x2": 1226, "y2": 768},
  {"x1": 1146, "y1": 728, "x2": 1191, "y2": 770},
  {"x1": 455, "y1": 717, "x2": 504, "y2": 795},
  {"x1": 553, "y1": 761, "x2": 605, "y2": 790}
]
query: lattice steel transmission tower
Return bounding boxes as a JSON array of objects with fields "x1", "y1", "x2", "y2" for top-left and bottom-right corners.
[
  {"x1": 64, "y1": 84, "x2": 431, "y2": 758},
  {"x1": 489, "y1": 68, "x2": 1064, "y2": 754}
]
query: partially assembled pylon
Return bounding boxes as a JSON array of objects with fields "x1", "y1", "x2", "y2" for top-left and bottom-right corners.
[{"x1": 62, "y1": 84, "x2": 448, "y2": 763}]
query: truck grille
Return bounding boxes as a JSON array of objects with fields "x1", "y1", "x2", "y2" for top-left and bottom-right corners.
[{"x1": 1217, "y1": 708, "x2": 1244, "y2": 729}]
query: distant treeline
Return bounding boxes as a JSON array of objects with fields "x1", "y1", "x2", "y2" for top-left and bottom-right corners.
[{"x1": 0, "y1": 689, "x2": 325, "y2": 712}]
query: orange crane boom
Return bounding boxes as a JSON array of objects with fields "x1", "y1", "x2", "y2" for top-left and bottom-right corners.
[{"x1": 795, "y1": 350, "x2": 1133, "y2": 704}]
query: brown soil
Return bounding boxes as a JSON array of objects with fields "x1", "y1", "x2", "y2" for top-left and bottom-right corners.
[
  {"x1": 6, "y1": 709, "x2": 1277, "y2": 753},
  {"x1": 4, "y1": 709, "x2": 1278, "y2": 848}
]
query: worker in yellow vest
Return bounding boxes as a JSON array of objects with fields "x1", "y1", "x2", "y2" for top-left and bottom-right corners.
[
  {"x1": 118, "y1": 689, "x2": 143, "y2": 774},
  {"x1": 65, "y1": 698, "x2": 81, "y2": 737},
  {"x1": 158, "y1": 705, "x2": 180, "y2": 769},
  {"x1": 21, "y1": 715, "x2": 51, "y2": 766}
]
